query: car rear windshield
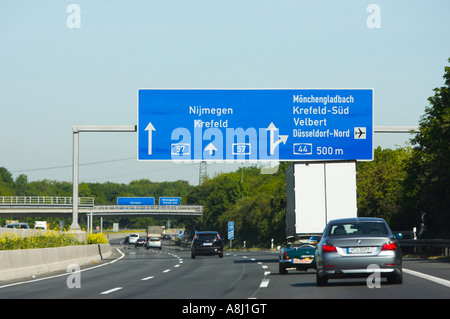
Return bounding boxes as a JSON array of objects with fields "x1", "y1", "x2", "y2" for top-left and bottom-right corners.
[
  {"x1": 197, "y1": 233, "x2": 219, "y2": 240},
  {"x1": 327, "y1": 222, "x2": 389, "y2": 237}
]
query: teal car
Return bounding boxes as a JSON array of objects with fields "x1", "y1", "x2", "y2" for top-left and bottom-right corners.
[{"x1": 279, "y1": 241, "x2": 317, "y2": 274}]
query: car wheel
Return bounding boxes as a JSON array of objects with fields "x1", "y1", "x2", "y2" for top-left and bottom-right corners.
[
  {"x1": 387, "y1": 271, "x2": 403, "y2": 284},
  {"x1": 316, "y1": 271, "x2": 328, "y2": 286},
  {"x1": 219, "y1": 252, "x2": 223, "y2": 258},
  {"x1": 279, "y1": 263, "x2": 287, "y2": 275},
  {"x1": 191, "y1": 252, "x2": 196, "y2": 259}
]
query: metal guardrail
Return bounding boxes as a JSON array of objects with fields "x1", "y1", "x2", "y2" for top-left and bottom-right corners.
[
  {"x1": 398, "y1": 239, "x2": 450, "y2": 256},
  {"x1": 0, "y1": 196, "x2": 94, "y2": 206}
]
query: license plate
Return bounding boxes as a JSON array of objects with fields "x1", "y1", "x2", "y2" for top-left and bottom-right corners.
[
  {"x1": 293, "y1": 258, "x2": 312, "y2": 264},
  {"x1": 347, "y1": 247, "x2": 372, "y2": 254},
  {"x1": 202, "y1": 242, "x2": 212, "y2": 246}
]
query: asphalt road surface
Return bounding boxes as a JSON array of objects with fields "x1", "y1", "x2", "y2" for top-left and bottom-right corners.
[{"x1": 1, "y1": 239, "x2": 449, "y2": 303}]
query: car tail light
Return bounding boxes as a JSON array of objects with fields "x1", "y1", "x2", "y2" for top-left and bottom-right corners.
[
  {"x1": 382, "y1": 242, "x2": 396, "y2": 251},
  {"x1": 216, "y1": 234, "x2": 221, "y2": 240},
  {"x1": 193, "y1": 235, "x2": 197, "y2": 240},
  {"x1": 322, "y1": 244, "x2": 337, "y2": 253},
  {"x1": 283, "y1": 250, "x2": 289, "y2": 259}
]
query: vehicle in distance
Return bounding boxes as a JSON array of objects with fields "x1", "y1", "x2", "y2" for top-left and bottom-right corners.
[
  {"x1": 146, "y1": 236, "x2": 162, "y2": 250},
  {"x1": 279, "y1": 237, "x2": 317, "y2": 274},
  {"x1": 6, "y1": 222, "x2": 30, "y2": 229},
  {"x1": 191, "y1": 231, "x2": 223, "y2": 259},
  {"x1": 135, "y1": 238, "x2": 146, "y2": 247},
  {"x1": 128, "y1": 233, "x2": 139, "y2": 244},
  {"x1": 315, "y1": 217, "x2": 403, "y2": 286}
]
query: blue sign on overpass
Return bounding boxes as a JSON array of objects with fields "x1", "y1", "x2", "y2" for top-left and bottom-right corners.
[
  {"x1": 117, "y1": 197, "x2": 155, "y2": 205},
  {"x1": 159, "y1": 197, "x2": 181, "y2": 205},
  {"x1": 138, "y1": 89, "x2": 373, "y2": 162}
]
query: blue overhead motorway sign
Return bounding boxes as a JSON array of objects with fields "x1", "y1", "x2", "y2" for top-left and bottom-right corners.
[
  {"x1": 117, "y1": 197, "x2": 155, "y2": 205},
  {"x1": 159, "y1": 197, "x2": 181, "y2": 205},
  {"x1": 137, "y1": 89, "x2": 373, "y2": 162}
]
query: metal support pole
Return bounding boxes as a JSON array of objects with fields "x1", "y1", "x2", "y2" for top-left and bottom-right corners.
[
  {"x1": 71, "y1": 125, "x2": 137, "y2": 231},
  {"x1": 70, "y1": 131, "x2": 80, "y2": 230},
  {"x1": 90, "y1": 211, "x2": 93, "y2": 234},
  {"x1": 374, "y1": 126, "x2": 419, "y2": 133}
]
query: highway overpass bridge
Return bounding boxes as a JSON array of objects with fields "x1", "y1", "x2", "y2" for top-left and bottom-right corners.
[{"x1": 0, "y1": 196, "x2": 203, "y2": 218}]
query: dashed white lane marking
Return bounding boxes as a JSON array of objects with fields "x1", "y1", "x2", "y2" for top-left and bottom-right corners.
[
  {"x1": 260, "y1": 279, "x2": 270, "y2": 288},
  {"x1": 101, "y1": 287, "x2": 123, "y2": 294},
  {"x1": 243, "y1": 255, "x2": 270, "y2": 288},
  {"x1": 141, "y1": 276, "x2": 154, "y2": 281},
  {"x1": 139, "y1": 249, "x2": 180, "y2": 281}
]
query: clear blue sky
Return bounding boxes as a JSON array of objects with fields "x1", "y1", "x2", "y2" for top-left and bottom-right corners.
[{"x1": 1, "y1": 1, "x2": 449, "y2": 186}]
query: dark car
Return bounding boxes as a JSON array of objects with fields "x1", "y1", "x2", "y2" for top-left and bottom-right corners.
[
  {"x1": 135, "y1": 238, "x2": 146, "y2": 247},
  {"x1": 191, "y1": 231, "x2": 223, "y2": 259},
  {"x1": 6, "y1": 222, "x2": 29, "y2": 229},
  {"x1": 315, "y1": 217, "x2": 403, "y2": 286}
]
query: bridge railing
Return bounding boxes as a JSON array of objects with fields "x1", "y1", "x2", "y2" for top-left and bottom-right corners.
[
  {"x1": 92, "y1": 205, "x2": 203, "y2": 211},
  {"x1": 0, "y1": 196, "x2": 94, "y2": 207}
]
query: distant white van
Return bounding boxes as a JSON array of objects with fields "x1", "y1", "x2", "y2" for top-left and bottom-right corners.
[{"x1": 34, "y1": 221, "x2": 47, "y2": 230}]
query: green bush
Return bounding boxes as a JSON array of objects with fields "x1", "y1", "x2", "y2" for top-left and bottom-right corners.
[
  {"x1": 0, "y1": 231, "x2": 81, "y2": 250},
  {"x1": 87, "y1": 233, "x2": 108, "y2": 244}
]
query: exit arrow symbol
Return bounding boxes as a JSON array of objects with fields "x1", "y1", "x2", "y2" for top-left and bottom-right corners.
[
  {"x1": 204, "y1": 143, "x2": 218, "y2": 156},
  {"x1": 267, "y1": 122, "x2": 288, "y2": 155},
  {"x1": 145, "y1": 122, "x2": 156, "y2": 155}
]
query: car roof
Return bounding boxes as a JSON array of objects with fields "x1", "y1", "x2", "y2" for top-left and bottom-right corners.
[
  {"x1": 328, "y1": 217, "x2": 386, "y2": 224},
  {"x1": 195, "y1": 231, "x2": 219, "y2": 234}
]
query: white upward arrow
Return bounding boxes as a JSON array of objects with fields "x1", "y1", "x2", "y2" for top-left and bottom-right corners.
[
  {"x1": 145, "y1": 122, "x2": 156, "y2": 155},
  {"x1": 267, "y1": 122, "x2": 288, "y2": 155},
  {"x1": 204, "y1": 142, "x2": 218, "y2": 156}
]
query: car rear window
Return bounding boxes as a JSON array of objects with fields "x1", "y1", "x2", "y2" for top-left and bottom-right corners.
[
  {"x1": 328, "y1": 222, "x2": 389, "y2": 237},
  {"x1": 197, "y1": 233, "x2": 218, "y2": 240}
]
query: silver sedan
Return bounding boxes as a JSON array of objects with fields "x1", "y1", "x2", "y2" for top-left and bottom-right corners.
[{"x1": 315, "y1": 217, "x2": 403, "y2": 286}]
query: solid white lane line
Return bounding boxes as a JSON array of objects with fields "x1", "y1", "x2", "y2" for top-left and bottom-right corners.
[
  {"x1": 101, "y1": 287, "x2": 123, "y2": 294},
  {"x1": 0, "y1": 248, "x2": 126, "y2": 289},
  {"x1": 404, "y1": 268, "x2": 450, "y2": 288}
]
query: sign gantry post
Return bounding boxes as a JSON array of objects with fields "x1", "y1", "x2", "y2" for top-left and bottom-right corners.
[{"x1": 71, "y1": 125, "x2": 137, "y2": 230}]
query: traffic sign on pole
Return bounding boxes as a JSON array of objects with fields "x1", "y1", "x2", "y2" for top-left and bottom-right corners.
[
  {"x1": 137, "y1": 89, "x2": 373, "y2": 162},
  {"x1": 228, "y1": 221, "x2": 234, "y2": 240}
]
